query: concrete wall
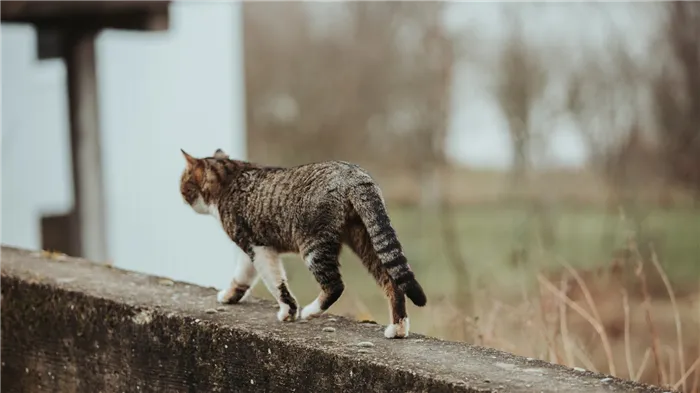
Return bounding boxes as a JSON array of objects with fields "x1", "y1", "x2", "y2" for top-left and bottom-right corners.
[
  {"x1": 1, "y1": 2, "x2": 247, "y2": 292},
  {"x1": 0, "y1": 246, "x2": 670, "y2": 393}
]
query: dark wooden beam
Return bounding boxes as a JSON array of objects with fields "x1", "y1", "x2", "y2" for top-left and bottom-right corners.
[
  {"x1": 1, "y1": 1, "x2": 168, "y2": 21},
  {"x1": 39, "y1": 31, "x2": 109, "y2": 261},
  {"x1": 2, "y1": 1, "x2": 171, "y2": 260},
  {"x1": 3, "y1": 1, "x2": 170, "y2": 60},
  {"x1": 41, "y1": 214, "x2": 78, "y2": 256},
  {"x1": 1, "y1": 1, "x2": 169, "y2": 32},
  {"x1": 60, "y1": 31, "x2": 108, "y2": 262},
  {"x1": 36, "y1": 28, "x2": 64, "y2": 60}
]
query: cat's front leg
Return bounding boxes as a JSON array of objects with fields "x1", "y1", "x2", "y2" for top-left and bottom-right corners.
[
  {"x1": 252, "y1": 246, "x2": 299, "y2": 322},
  {"x1": 217, "y1": 251, "x2": 258, "y2": 304}
]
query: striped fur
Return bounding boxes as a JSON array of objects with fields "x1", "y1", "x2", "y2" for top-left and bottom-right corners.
[{"x1": 180, "y1": 148, "x2": 427, "y2": 338}]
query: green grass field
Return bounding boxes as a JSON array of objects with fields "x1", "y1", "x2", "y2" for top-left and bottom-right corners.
[{"x1": 251, "y1": 203, "x2": 700, "y2": 335}]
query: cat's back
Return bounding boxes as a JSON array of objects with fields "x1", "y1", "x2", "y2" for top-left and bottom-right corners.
[
  {"x1": 240, "y1": 161, "x2": 373, "y2": 215},
  {"x1": 254, "y1": 160, "x2": 367, "y2": 189}
]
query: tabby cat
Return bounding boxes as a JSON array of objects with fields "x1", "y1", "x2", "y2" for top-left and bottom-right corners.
[{"x1": 179, "y1": 148, "x2": 427, "y2": 338}]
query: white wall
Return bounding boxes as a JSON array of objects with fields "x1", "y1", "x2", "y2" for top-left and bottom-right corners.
[
  {"x1": 1, "y1": 2, "x2": 247, "y2": 290},
  {"x1": 1, "y1": 25, "x2": 73, "y2": 252}
]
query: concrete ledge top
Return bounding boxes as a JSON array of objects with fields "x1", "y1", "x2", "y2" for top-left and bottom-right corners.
[{"x1": 1, "y1": 246, "x2": 671, "y2": 393}]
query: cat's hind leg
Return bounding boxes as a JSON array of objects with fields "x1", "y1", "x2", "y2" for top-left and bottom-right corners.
[
  {"x1": 217, "y1": 251, "x2": 259, "y2": 304},
  {"x1": 345, "y1": 223, "x2": 409, "y2": 338},
  {"x1": 252, "y1": 246, "x2": 299, "y2": 322},
  {"x1": 300, "y1": 241, "x2": 345, "y2": 320},
  {"x1": 381, "y1": 281, "x2": 409, "y2": 338}
]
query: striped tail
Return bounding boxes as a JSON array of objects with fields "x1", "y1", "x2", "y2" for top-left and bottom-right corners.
[{"x1": 348, "y1": 181, "x2": 427, "y2": 307}]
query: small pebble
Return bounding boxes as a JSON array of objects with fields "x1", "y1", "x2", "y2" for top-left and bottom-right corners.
[
  {"x1": 573, "y1": 367, "x2": 586, "y2": 372},
  {"x1": 216, "y1": 307, "x2": 227, "y2": 312},
  {"x1": 328, "y1": 318, "x2": 337, "y2": 322},
  {"x1": 357, "y1": 349, "x2": 371, "y2": 354},
  {"x1": 158, "y1": 279, "x2": 174, "y2": 286},
  {"x1": 322, "y1": 327, "x2": 336, "y2": 332},
  {"x1": 484, "y1": 379, "x2": 491, "y2": 383},
  {"x1": 600, "y1": 378, "x2": 613, "y2": 383},
  {"x1": 205, "y1": 308, "x2": 217, "y2": 314},
  {"x1": 356, "y1": 341, "x2": 375, "y2": 348}
]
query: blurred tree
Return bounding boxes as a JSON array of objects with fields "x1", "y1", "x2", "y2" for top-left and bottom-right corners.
[
  {"x1": 495, "y1": 13, "x2": 546, "y2": 194},
  {"x1": 653, "y1": 1, "x2": 700, "y2": 198},
  {"x1": 243, "y1": 2, "x2": 455, "y2": 206},
  {"x1": 566, "y1": 39, "x2": 654, "y2": 190}
]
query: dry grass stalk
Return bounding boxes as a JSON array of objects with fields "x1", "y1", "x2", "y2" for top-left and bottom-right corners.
[
  {"x1": 621, "y1": 288, "x2": 635, "y2": 379},
  {"x1": 559, "y1": 258, "x2": 617, "y2": 375},
  {"x1": 569, "y1": 337, "x2": 598, "y2": 372},
  {"x1": 559, "y1": 274, "x2": 575, "y2": 366},
  {"x1": 675, "y1": 356, "x2": 700, "y2": 391},
  {"x1": 630, "y1": 239, "x2": 665, "y2": 385},
  {"x1": 664, "y1": 345, "x2": 677, "y2": 384},
  {"x1": 483, "y1": 301, "x2": 502, "y2": 344},
  {"x1": 537, "y1": 274, "x2": 616, "y2": 375},
  {"x1": 537, "y1": 280, "x2": 563, "y2": 364},
  {"x1": 635, "y1": 348, "x2": 652, "y2": 382},
  {"x1": 650, "y1": 247, "x2": 686, "y2": 391}
]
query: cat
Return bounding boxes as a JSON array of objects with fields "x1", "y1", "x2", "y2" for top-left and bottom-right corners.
[{"x1": 179, "y1": 148, "x2": 427, "y2": 338}]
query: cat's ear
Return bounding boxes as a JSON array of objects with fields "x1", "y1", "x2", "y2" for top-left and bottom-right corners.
[
  {"x1": 213, "y1": 148, "x2": 228, "y2": 159},
  {"x1": 181, "y1": 149, "x2": 198, "y2": 168}
]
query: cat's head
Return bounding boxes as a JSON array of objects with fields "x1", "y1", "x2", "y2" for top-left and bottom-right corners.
[{"x1": 179, "y1": 148, "x2": 232, "y2": 215}]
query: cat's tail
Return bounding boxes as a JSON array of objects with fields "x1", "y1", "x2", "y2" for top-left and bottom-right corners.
[{"x1": 348, "y1": 180, "x2": 427, "y2": 307}]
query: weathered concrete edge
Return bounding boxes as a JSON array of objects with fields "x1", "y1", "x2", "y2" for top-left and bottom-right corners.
[{"x1": 0, "y1": 246, "x2": 673, "y2": 393}]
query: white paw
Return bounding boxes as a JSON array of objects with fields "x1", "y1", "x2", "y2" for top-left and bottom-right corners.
[
  {"x1": 276, "y1": 303, "x2": 298, "y2": 322},
  {"x1": 217, "y1": 287, "x2": 251, "y2": 304},
  {"x1": 300, "y1": 299, "x2": 324, "y2": 320},
  {"x1": 384, "y1": 318, "x2": 410, "y2": 339},
  {"x1": 217, "y1": 289, "x2": 230, "y2": 304}
]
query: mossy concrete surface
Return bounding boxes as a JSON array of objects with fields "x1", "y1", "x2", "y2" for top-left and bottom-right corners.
[{"x1": 1, "y1": 246, "x2": 673, "y2": 393}]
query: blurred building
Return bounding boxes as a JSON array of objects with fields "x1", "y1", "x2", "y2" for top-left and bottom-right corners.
[{"x1": 1, "y1": 1, "x2": 247, "y2": 290}]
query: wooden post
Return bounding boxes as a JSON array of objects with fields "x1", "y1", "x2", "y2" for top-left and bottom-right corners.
[
  {"x1": 3, "y1": 2, "x2": 170, "y2": 260},
  {"x1": 60, "y1": 31, "x2": 107, "y2": 262}
]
